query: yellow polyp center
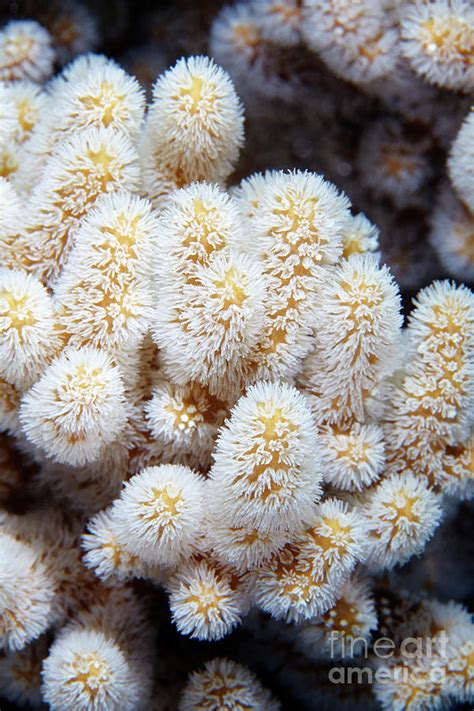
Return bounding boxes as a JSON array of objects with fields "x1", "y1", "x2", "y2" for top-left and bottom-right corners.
[
  {"x1": 166, "y1": 393, "x2": 205, "y2": 433},
  {"x1": 193, "y1": 198, "x2": 208, "y2": 218},
  {"x1": 340, "y1": 278, "x2": 382, "y2": 313},
  {"x1": 260, "y1": 479, "x2": 284, "y2": 501},
  {"x1": 270, "y1": 2, "x2": 301, "y2": 23},
  {"x1": 428, "y1": 300, "x2": 471, "y2": 342},
  {"x1": 60, "y1": 284, "x2": 133, "y2": 344},
  {"x1": 273, "y1": 545, "x2": 317, "y2": 601},
  {"x1": 187, "y1": 75, "x2": 204, "y2": 106},
  {"x1": 233, "y1": 22, "x2": 260, "y2": 50},
  {"x1": 236, "y1": 528, "x2": 262, "y2": 545},
  {"x1": 16, "y1": 98, "x2": 35, "y2": 135},
  {"x1": 213, "y1": 268, "x2": 248, "y2": 309},
  {"x1": 176, "y1": 75, "x2": 217, "y2": 117},
  {"x1": 272, "y1": 191, "x2": 319, "y2": 245},
  {"x1": 259, "y1": 407, "x2": 279, "y2": 440},
  {"x1": 409, "y1": 372, "x2": 464, "y2": 416},
  {"x1": 402, "y1": 677, "x2": 438, "y2": 707},
  {"x1": 167, "y1": 402, "x2": 199, "y2": 432},
  {"x1": 4, "y1": 36, "x2": 34, "y2": 69},
  {"x1": 343, "y1": 232, "x2": 365, "y2": 258},
  {"x1": 263, "y1": 327, "x2": 289, "y2": 351},
  {"x1": 203, "y1": 680, "x2": 244, "y2": 703},
  {"x1": 79, "y1": 82, "x2": 126, "y2": 127},
  {"x1": 27, "y1": 143, "x2": 119, "y2": 269},
  {"x1": 103, "y1": 289, "x2": 133, "y2": 328},
  {"x1": 185, "y1": 582, "x2": 226, "y2": 621},
  {"x1": 390, "y1": 303, "x2": 470, "y2": 469},
  {"x1": 334, "y1": 432, "x2": 370, "y2": 467},
  {"x1": 157, "y1": 488, "x2": 182, "y2": 516},
  {"x1": 395, "y1": 495, "x2": 418, "y2": 520},
  {"x1": 322, "y1": 597, "x2": 360, "y2": 635},
  {"x1": 270, "y1": 517, "x2": 354, "y2": 602},
  {"x1": 33, "y1": 141, "x2": 118, "y2": 274},
  {"x1": 233, "y1": 403, "x2": 297, "y2": 499},
  {"x1": 0, "y1": 292, "x2": 36, "y2": 334},
  {"x1": 181, "y1": 199, "x2": 227, "y2": 271},
  {"x1": 336, "y1": 280, "x2": 383, "y2": 366},
  {"x1": 100, "y1": 213, "x2": 141, "y2": 254},
  {"x1": 385, "y1": 494, "x2": 420, "y2": 542},
  {"x1": 66, "y1": 654, "x2": 112, "y2": 700},
  {"x1": 0, "y1": 149, "x2": 18, "y2": 178},
  {"x1": 86, "y1": 145, "x2": 114, "y2": 173},
  {"x1": 421, "y1": 17, "x2": 474, "y2": 60},
  {"x1": 165, "y1": 383, "x2": 224, "y2": 434},
  {"x1": 310, "y1": 517, "x2": 352, "y2": 551},
  {"x1": 142, "y1": 485, "x2": 183, "y2": 522},
  {"x1": 358, "y1": 31, "x2": 384, "y2": 62},
  {"x1": 67, "y1": 366, "x2": 106, "y2": 395},
  {"x1": 282, "y1": 575, "x2": 314, "y2": 602},
  {"x1": 104, "y1": 540, "x2": 124, "y2": 568},
  {"x1": 259, "y1": 404, "x2": 296, "y2": 444},
  {"x1": 252, "y1": 188, "x2": 332, "y2": 361}
]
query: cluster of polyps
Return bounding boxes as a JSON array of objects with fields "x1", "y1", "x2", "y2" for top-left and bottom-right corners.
[{"x1": 0, "y1": 11, "x2": 473, "y2": 711}]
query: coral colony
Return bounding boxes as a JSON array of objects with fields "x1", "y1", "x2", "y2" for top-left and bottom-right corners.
[{"x1": 0, "y1": 1, "x2": 473, "y2": 710}]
